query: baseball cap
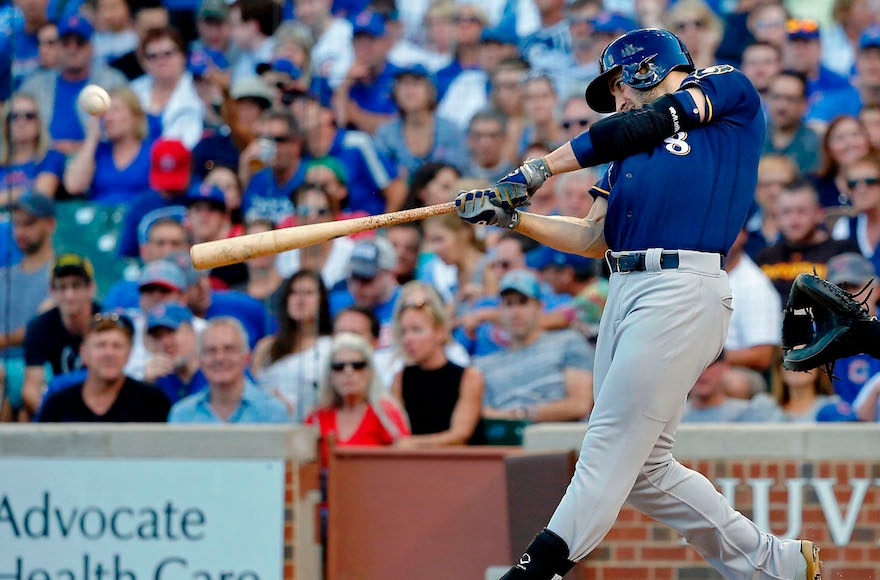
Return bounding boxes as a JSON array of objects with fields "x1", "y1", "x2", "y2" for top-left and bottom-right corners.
[
  {"x1": 139, "y1": 260, "x2": 187, "y2": 293},
  {"x1": 531, "y1": 247, "x2": 595, "y2": 276},
  {"x1": 394, "y1": 64, "x2": 430, "y2": 80},
  {"x1": 307, "y1": 156, "x2": 348, "y2": 185},
  {"x1": 186, "y1": 182, "x2": 227, "y2": 210},
  {"x1": 786, "y1": 19, "x2": 820, "y2": 41},
  {"x1": 349, "y1": 237, "x2": 396, "y2": 279},
  {"x1": 860, "y1": 25, "x2": 880, "y2": 50},
  {"x1": 58, "y1": 15, "x2": 94, "y2": 41},
  {"x1": 12, "y1": 192, "x2": 54, "y2": 218},
  {"x1": 198, "y1": 0, "x2": 229, "y2": 20},
  {"x1": 230, "y1": 77, "x2": 274, "y2": 109},
  {"x1": 52, "y1": 253, "x2": 94, "y2": 281},
  {"x1": 188, "y1": 48, "x2": 229, "y2": 78},
  {"x1": 590, "y1": 11, "x2": 637, "y2": 35},
  {"x1": 499, "y1": 269, "x2": 542, "y2": 300},
  {"x1": 353, "y1": 11, "x2": 386, "y2": 37},
  {"x1": 826, "y1": 252, "x2": 875, "y2": 287},
  {"x1": 147, "y1": 303, "x2": 193, "y2": 333},
  {"x1": 480, "y1": 26, "x2": 518, "y2": 46},
  {"x1": 149, "y1": 139, "x2": 192, "y2": 192}
]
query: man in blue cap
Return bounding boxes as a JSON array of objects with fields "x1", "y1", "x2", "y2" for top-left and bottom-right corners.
[
  {"x1": 474, "y1": 269, "x2": 593, "y2": 423},
  {"x1": 335, "y1": 10, "x2": 403, "y2": 134},
  {"x1": 143, "y1": 303, "x2": 206, "y2": 404},
  {"x1": 20, "y1": 14, "x2": 127, "y2": 154}
]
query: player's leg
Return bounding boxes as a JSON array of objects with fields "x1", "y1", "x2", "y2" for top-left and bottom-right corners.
[
  {"x1": 625, "y1": 405, "x2": 807, "y2": 579},
  {"x1": 503, "y1": 257, "x2": 733, "y2": 579}
]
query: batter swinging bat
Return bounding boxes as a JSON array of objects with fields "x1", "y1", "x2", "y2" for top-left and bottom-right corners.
[{"x1": 190, "y1": 201, "x2": 456, "y2": 270}]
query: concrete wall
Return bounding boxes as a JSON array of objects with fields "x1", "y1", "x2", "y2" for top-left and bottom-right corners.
[
  {"x1": 523, "y1": 424, "x2": 880, "y2": 579},
  {"x1": 0, "y1": 425, "x2": 322, "y2": 580}
]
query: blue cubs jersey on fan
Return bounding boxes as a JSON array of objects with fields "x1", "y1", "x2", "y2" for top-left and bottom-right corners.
[{"x1": 590, "y1": 66, "x2": 765, "y2": 255}]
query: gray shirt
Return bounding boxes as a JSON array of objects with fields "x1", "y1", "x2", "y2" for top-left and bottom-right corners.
[
  {"x1": 682, "y1": 393, "x2": 780, "y2": 423},
  {"x1": 475, "y1": 330, "x2": 594, "y2": 410},
  {"x1": 374, "y1": 116, "x2": 468, "y2": 177},
  {"x1": 0, "y1": 261, "x2": 50, "y2": 357}
]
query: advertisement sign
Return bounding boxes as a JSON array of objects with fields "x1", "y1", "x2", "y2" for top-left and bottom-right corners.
[{"x1": 0, "y1": 458, "x2": 285, "y2": 580}]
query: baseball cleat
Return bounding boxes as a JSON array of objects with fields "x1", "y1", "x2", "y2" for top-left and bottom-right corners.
[{"x1": 800, "y1": 540, "x2": 821, "y2": 579}]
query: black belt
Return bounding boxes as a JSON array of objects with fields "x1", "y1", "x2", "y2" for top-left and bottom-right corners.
[{"x1": 607, "y1": 251, "x2": 725, "y2": 273}]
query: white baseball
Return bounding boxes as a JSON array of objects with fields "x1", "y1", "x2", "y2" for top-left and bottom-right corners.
[{"x1": 78, "y1": 84, "x2": 111, "y2": 116}]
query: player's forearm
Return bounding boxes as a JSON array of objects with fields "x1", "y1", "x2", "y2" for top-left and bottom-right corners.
[
  {"x1": 544, "y1": 142, "x2": 587, "y2": 175},
  {"x1": 516, "y1": 211, "x2": 608, "y2": 258}
]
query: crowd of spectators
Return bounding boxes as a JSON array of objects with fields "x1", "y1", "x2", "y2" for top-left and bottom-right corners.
[{"x1": 2, "y1": 0, "x2": 880, "y2": 447}]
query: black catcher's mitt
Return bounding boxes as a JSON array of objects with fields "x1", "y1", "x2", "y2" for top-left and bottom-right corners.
[{"x1": 781, "y1": 273, "x2": 876, "y2": 373}]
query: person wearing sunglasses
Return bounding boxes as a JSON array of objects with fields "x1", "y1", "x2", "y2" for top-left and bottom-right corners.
[
  {"x1": 558, "y1": 95, "x2": 602, "y2": 144},
  {"x1": 20, "y1": 15, "x2": 127, "y2": 155},
  {"x1": 0, "y1": 94, "x2": 64, "y2": 205},
  {"x1": 130, "y1": 27, "x2": 204, "y2": 149},
  {"x1": 662, "y1": 0, "x2": 722, "y2": 70},
  {"x1": 831, "y1": 155, "x2": 880, "y2": 267},
  {"x1": 38, "y1": 311, "x2": 172, "y2": 423},
  {"x1": 306, "y1": 332, "x2": 409, "y2": 466},
  {"x1": 169, "y1": 317, "x2": 287, "y2": 423},
  {"x1": 275, "y1": 183, "x2": 354, "y2": 290}
]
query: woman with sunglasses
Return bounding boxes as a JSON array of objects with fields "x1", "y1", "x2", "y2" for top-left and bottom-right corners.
[
  {"x1": 0, "y1": 94, "x2": 64, "y2": 202},
  {"x1": 63, "y1": 87, "x2": 154, "y2": 204},
  {"x1": 390, "y1": 283, "x2": 483, "y2": 448},
  {"x1": 831, "y1": 155, "x2": 880, "y2": 262},
  {"x1": 663, "y1": 0, "x2": 722, "y2": 69},
  {"x1": 130, "y1": 27, "x2": 203, "y2": 148},
  {"x1": 252, "y1": 270, "x2": 332, "y2": 423},
  {"x1": 306, "y1": 332, "x2": 410, "y2": 466},
  {"x1": 275, "y1": 183, "x2": 354, "y2": 289}
]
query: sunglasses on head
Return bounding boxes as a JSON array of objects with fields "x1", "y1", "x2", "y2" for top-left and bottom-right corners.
[
  {"x1": 847, "y1": 177, "x2": 880, "y2": 189},
  {"x1": 562, "y1": 118, "x2": 591, "y2": 131},
  {"x1": 91, "y1": 311, "x2": 135, "y2": 335},
  {"x1": 331, "y1": 360, "x2": 368, "y2": 372},
  {"x1": 8, "y1": 111, "x2": 37, "y2": 121}
]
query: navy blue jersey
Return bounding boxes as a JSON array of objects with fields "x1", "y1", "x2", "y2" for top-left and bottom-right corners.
[{"x1": 589, "y1": 66, "x2": 765, "y2": 255}]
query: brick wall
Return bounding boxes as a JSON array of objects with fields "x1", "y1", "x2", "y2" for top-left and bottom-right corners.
[
  {"x1": 576, "y1": 459, "x2": 880, "y2": 580},
  {"x1": 283, "y1": 460, "x2": 322, "y2": 579}
]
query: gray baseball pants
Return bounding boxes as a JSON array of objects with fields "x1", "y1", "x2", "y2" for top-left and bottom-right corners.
[{"x1": 546, "y1": 249, "x2": 803, "y2": 579}]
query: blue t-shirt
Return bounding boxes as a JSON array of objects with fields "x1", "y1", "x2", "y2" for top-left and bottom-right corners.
[
  {"x1": 434, "y1": 60, "x2": 463, "y2": 102},
  {"x1": 833, "y1": 354, "x2": 880, "y2": 404},
  {"x1": 329, "y1": 285, "x2": 401, "y2": 349},
  {"x1": 206, "y1": 291, "x2": 277, "y2": 349},
  {"x1": 591, "y1": 66, "x2": 765, "y2": 255},
  {"x1": 49, "y1": 76, "x2": 88, "y2": 142},
  {"x1": 117, "y1": 191, "x2": 187, "y2": 258},
  {"x1": 241, "y1": 164, "x2": 307, "y2": 224},
  {"x1": 156, "y1": 369, "x2": 208, "y2": 405},
  {"x1": 90, "y1": 139, "x2": 154, "y2": 204},
  {"x1": 348, "y1": 62, "x2": 402, "y2": 115},
  {"x1": 0, "y1": 150, "x2": 65, "y2": 193},
  {"x1": 328, "y1": 129, "x2": 397, "y2": 215},
  {"x1": 11, "y1": 24, "x2": 38, "y2": 89}
]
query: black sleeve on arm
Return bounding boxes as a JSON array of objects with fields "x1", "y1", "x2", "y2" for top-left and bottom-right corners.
[{"x1": 587, "y1": 92, "x2": 700, "y2": 164}]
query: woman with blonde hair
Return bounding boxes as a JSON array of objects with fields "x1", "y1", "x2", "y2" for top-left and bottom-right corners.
[
  {"x1": 772, "y1": 367, "x2": 841, "y2": 422},
  {"x1": 0, "y1": 93, "x2": 64, "y2": 201},
  {"x1": 420, "y1": 213, "x2": 491, "y2": 310},
  {"x1": 306, "y1": 332, "x2": 410, "y2": 466},
  {"x1": 663, "y1": 0, "x2": 723, "y2": 69},
  {"x1": 390, "y1": 282, "x2": 483, "y2": 448},
  {"x1": 64, "y1": 87, "x2": 154, "y2": 204}
]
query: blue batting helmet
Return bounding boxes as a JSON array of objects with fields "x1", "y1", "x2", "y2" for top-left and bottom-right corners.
[{"x1": 585, "y1": 28, "x2": 694, "y2": 114}]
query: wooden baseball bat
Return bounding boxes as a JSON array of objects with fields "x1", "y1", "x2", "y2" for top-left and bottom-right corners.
[{"x1": 190, "y1": 201, "x2": 457, "y2": 270}]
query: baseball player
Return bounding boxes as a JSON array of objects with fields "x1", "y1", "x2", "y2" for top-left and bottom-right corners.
[{"x1": 455, "y1": 29, "x2": 822, "y2": 579}]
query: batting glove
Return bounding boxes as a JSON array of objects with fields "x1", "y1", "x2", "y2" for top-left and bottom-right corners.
[
  {"x1": 455, "y1": 189, "x2": 520, "y2": 229},
  {"x1": 493, "y1": 158, "x2": 553, "y2": 210}
]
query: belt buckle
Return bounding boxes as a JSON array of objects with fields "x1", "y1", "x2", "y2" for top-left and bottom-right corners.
[{"x1": 616, "y1": 252, "x2": 636, "y2": 274}]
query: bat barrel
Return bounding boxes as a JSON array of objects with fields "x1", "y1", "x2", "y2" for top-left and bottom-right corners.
[{"x1": 190, "y1": 201, "x2": 458, "y2": 270}]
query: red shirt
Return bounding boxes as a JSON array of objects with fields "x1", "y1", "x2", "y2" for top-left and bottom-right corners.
[{"x1": 307, "y1": 399, "x2": 410, "y2": 466}]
